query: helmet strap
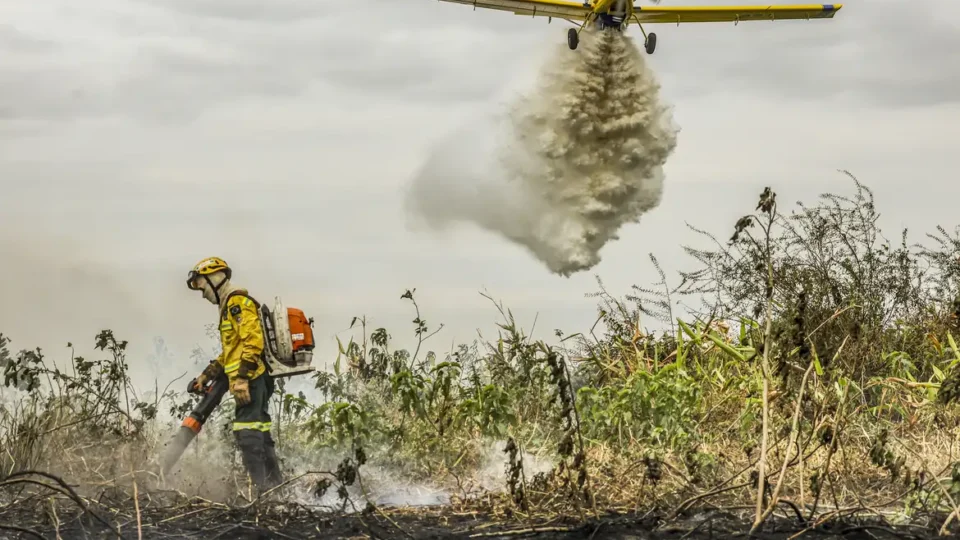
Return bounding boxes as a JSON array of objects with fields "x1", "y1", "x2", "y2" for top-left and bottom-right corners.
[{"x1": 203, "y1": 274, "x2": 226, "y2": 305}]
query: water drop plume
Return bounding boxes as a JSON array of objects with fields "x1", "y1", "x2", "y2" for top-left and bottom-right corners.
[{"x1": 405, "y1": 26, "x2": 679, "y2": 276}]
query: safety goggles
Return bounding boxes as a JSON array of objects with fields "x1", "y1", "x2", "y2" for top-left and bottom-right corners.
[{"x1": 186, "y1": 271, "x2": 205, "y2": 291}]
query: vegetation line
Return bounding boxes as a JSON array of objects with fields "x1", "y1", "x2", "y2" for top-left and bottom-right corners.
[{"x1": 4, "y1": 172, "x2": 960, "y2": 538}]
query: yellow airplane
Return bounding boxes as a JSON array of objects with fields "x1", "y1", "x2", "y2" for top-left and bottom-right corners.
[{"x1": 435, "y1": 1, "x2": 842, "y2": 54}]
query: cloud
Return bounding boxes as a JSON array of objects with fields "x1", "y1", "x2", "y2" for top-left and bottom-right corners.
[
  {"x1": 139, "y1": 0, "x2": 333, "y2": 23},
  {"x1": 5, "y1": 0, "x2": 958, "y2": 128},
  {"x1": 648, "y1": 0, "x2": 960, "y2": 106},
  {"x1": 0, "y1": 24, "x2": 58, "y2": 53},
  {"x1": 1, "y1": 0, "x2": 550, "y2": 126}
]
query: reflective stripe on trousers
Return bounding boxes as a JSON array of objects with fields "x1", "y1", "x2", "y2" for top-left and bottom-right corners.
[{"x1": 233, "y1": 421, "x2": 272, "y2": 431}]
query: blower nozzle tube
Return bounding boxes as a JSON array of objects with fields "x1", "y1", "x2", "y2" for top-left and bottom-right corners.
[{"x1": 159, "y1": 372, "x2": 230, "y2": 475}]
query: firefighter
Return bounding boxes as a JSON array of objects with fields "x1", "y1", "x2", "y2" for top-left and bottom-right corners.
[{"x1": 186, "y1": 256, "x2": 283, "y2": 493}]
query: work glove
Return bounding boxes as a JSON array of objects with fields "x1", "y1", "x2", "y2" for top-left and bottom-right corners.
[
  {"x1": 189, "y1": 373, "x2": 208, "y2": 394},
  {"x1": 190, "y1": 361, "x2": 224, "y2": 394},
  {"x1": 230, "y1": 377, "x2": 251, "y2": 406}
]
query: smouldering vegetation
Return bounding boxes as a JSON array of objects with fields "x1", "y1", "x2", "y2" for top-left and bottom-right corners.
[{"x1": 4, "y1": 171, "x2": 960, "y2": 538}]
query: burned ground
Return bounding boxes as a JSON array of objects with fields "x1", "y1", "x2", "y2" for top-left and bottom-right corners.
[{"x1": 1, "y1": 497, "x2": 950, "y2": 540}]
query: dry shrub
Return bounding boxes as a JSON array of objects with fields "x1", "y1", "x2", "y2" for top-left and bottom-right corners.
[{"x1": 4, "y1": 171, "x2": 960, "y2": 536}]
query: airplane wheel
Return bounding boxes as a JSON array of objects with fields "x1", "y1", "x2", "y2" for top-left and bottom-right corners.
[
  {"x1": 645, "y1": 32, "x2": 657, "y2": 54},
  {"x1": 567, "y1": 28, "x2": 579, "y2": 50}
]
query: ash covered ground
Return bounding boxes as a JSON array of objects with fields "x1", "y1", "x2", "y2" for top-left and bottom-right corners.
[{"x1": 2, "y1": 500, "x2": 945, "y2": 539}]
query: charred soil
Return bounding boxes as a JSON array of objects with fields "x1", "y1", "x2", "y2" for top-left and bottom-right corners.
[{"x1": 0, "y1": 501, "x2": 949, "y2": 540}]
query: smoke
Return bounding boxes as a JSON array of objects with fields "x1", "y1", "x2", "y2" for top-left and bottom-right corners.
[
  {"x1": 0, "y1": 229, "x2": 206, "y2": 392},
  {"x1": 0, "y1": 231, "x2": 146, "y2": 348},
  {"x1": 281, "y1": 439, "x2": 555, "y2": 510},
  {"x1": 404, "y1": 27, "x2": 679, "y2": 276}
]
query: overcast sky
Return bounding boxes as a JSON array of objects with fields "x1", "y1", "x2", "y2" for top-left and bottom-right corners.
[{"x1": 2, "y1": 0, "x2": 959, "y2": 390}]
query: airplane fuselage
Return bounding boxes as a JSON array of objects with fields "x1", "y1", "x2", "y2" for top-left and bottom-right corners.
[
  {"x1": 572, "y1": 0, "x2": 656, "y2": 53},
  {"x1": 592, "y1": 0, "x2": 631, "y2": 30},
  {"x1": 595, "y1": 12, "x2": 625, "y2": 29}
]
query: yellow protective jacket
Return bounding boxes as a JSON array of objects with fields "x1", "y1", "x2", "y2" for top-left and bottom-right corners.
[{"x1": 215, "y1": 288, "x2": 267, "y2": 382}]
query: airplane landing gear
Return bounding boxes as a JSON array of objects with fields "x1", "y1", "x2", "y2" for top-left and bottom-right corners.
[
  {"x1": 644, "y1": 32, "x2": 657, "y2": 54},
  {"x1": 567, "y1": 28, "x2": 579, "y2": 50},
  {"x1": 636, "y1": 20, "x2": 657, "y2": 55}
]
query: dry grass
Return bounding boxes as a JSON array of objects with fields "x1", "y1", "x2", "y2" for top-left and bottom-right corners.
[{"x1": 4, "y1": 174, "x2": 960, "y2": 538}]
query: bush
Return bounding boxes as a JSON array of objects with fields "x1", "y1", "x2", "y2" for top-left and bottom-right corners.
[{"x1": 5, "y1": 171, "x2": 960, "y2": 533}]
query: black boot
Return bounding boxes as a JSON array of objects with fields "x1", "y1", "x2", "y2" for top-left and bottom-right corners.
[{"x1": 263, "y1": 431, "x2": 283, "y2": 489}]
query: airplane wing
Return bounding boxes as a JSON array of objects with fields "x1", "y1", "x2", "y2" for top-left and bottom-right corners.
[
  {"x1": 633, "y1": 4, "x2": 842, "y2": 24},
  {"x1": 436, "y1": 0, "x2": 593, "y2": 21}
]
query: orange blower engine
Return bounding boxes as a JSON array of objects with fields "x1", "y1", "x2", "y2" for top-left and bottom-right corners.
[{"x1": 257, "y1": 296, "x2": 317, "y2": 378}]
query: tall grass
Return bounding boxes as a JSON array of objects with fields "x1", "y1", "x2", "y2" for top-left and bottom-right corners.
[{"x1": 4, "y1": 171, "x2": 960, "y2": 534}]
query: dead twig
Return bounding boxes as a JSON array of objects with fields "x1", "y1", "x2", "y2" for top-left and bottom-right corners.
[
  {"x1": 131, "y1": 466, "x2": 142, "y2": 540},
  {"x1": 754, "y1": 348, "x2": 827, "y2": 531},
  {"x1": 241, "y1": 470, "x2": 335, "y2": 510},
  {"x1": 0, "y1": 470, "x2": 121, "y2": 538},
  {"x1": 469, "y1": 525, "x2": 574, "y2": 538}
]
